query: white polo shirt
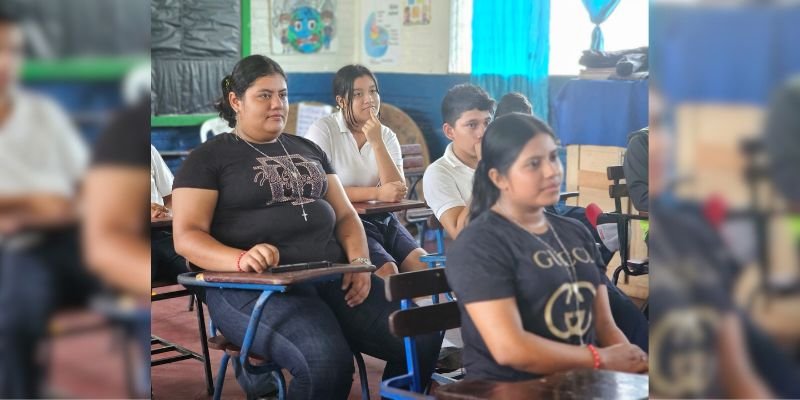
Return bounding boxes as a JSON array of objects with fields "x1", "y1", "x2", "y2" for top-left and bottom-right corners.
[
  {"x1": 150, "y1": 145, "x2": 174, "y2": 205},
  {"x1": 0, "y1": 88, "x2": 88, "y2": 198},
  {"x1": 304, "y1": 111, "x2": 403, "y2": 187},
  {"x1": 423, "y1": 143, "x2": 475, "y2": 220}
]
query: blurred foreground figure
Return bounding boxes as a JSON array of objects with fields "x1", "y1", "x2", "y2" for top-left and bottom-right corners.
[
  {"x1": 0, "y1": 10, "x2": 102, "y2": 397},
  {"x1": 648, "y1": 86, "x2": 800, "y2": 398}
]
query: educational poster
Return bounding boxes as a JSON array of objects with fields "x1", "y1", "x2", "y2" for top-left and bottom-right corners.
[
  {"x1": 403, "y1": 0, "x2": 431, "y2": 26},
  {"x1": 270, "y1": 0, "x2": 337, "y2": 55},
  {"x1": 362, "y1": 0, "x2": 402, "y2": 66}
]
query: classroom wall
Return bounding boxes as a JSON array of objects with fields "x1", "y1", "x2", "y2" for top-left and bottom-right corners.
[{"x1": 252, "y1": 0, "x2": 450, "y2": 74}]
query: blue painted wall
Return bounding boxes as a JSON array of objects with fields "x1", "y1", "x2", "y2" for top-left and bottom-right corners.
[{"x1": 151, "y1": 73, "x2": 579, "y2": 173}]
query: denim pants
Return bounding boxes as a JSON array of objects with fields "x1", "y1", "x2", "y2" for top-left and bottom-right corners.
[
  {"x1": 206, "y1": 273, "x2": 442, "y2": 400},
  {"x1": 0, "y1": 228, "x2": 100, "y2": 398}
]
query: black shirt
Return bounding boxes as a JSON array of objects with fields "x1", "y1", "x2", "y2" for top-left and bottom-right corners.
[
  {"x1": 92, "y1": 101, "x2": 150, "y2": 168},
  {"x1": 173, "y1": 133, "x2": 346, "y2": 264},
  {"x1": 648, "y1": 200, "x2": 734, "y2": 398},
  {"x1": 446, "y1": 210, "x2": 603, "y2": 382}
]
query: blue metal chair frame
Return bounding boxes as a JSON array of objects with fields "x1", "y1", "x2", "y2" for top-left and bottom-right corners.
[
  {"x1": 380, "y1": 298, "x2": 435, "y2": 400},
  {"x1": 177, "y1": 271, "x2": 371, "y2": 400},
  {"x1": 379, "y1": 268, "x2": 461, "y2": 400}
]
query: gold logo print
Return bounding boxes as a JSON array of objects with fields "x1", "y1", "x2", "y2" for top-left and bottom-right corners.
[
  {"x1": 531, "y1": 247, "x2": 594, "y2": 269},
  {"x1": 650, "y1": 307, "x2": 720, "y2": 398},
  {"x1": 544, "y1": 282, "x2": 596, "y2": 340}
]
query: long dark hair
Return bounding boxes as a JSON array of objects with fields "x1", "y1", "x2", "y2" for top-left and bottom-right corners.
[
  {"x1": 469, "y1": 112, "x2": 557, "y2": 219},
  {"x1": 215, "y1": 55, "x2": 287, "y2": 128},
  {"x1": 333, "y1": 64, "x2": 379, "y2": 129}
]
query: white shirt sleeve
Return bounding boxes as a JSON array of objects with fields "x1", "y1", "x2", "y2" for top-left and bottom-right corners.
[
  {"x1": 150, "y1": 145, "x2": 174, "y2": 203},
  {"x1": 423, "y1": 163, "x2": 468, "y2": 220},
  {"x1": 45, "y1": 98, "x2": 89, "y2": 188},
  {"x1": 303, "y1": 119, "x2": 334, "y2": 160}
]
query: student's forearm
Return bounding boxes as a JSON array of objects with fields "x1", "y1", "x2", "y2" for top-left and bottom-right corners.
[
  {"x1": 174, "y1": 229, "x2": 248, "y2": 272},
  {"x1": 344, "y1": 186, "x2": 379, "y2": 202},
  {"x1": 335, "y1": 212, "x2": 369, "y2": 261},
  {"x1": 596, "y1": 319, "x2": 629, "y2": 347},
  {"x1": 85, "y1": 232, "x2": 150, "y2": 297},
  {"x1": 371, "y1": 141, "x2": 404, "y2": 184},
  {"x1": 500, "y1": 331, "x2": 595, "y2": 374}
]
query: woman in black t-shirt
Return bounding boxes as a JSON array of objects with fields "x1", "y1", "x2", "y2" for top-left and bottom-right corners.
[
  {"x1": 171, "y1": 55, "x2": 440, "y2": 399},
  {"x1": 445, "y1": 113, "x2": 648, "y2": 382}
]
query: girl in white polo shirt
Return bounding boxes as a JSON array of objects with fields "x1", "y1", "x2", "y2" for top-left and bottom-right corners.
[{"x1": 305, "y1": 65, "x2": 428, "y2": 278}]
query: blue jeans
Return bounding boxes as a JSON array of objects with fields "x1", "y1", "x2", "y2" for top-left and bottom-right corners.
[
  {"x1": 206, "y1": 274, "x2": 442, "y2": 400},
  {"x1": 0, "y1": 228, "x2": 100, "y2": 398}
]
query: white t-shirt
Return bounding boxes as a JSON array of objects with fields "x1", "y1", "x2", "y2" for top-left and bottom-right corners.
[
  {"x1": 150, "y1": 145, "x2": 174, "y2": 206},
  {"x1": 0, "y1": 89, "x2": 88, "y2": 197},
  {"x1": 422, "y1": 143, "x2": 475, "y2": 220},
  {"x1": 304, "y1": 111, "x2": 403, "y2": 187}
]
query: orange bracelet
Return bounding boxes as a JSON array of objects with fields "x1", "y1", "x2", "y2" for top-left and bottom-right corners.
[
  {"x1": 235, "y1": 251, "x2": 247, "y2": 272},
  {"x1": 587, "y1": 344, "x2": 601, "y2": 369}
]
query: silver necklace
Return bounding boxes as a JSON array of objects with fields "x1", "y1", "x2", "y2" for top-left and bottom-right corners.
[
  {"x1": 498, "y1": 208, "x2": 585, "y2": 345},
  {"x1": 235, "y1": 130, "x2": 309, "y2": 222}
]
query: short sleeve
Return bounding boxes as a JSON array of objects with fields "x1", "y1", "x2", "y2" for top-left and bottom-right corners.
[
  {"x1": 150, "y1": 145, "x2": 174, "y2": 198},
  {"x1": 172, "y1": 145, "x2": 220, "y2": 191},
  {"x1": 423, "y1": 164, "x2": 467, "y2": 220},
  {"x1": 445, "y1": 226, "x2": 517, "y2": 303},
  {"x1": 92, "y1": 101, "x2": 149, "y2": 168},
  {"x1": 304, "y1": 120, "x2": 334, "y2": 162},
  {"x1": 302, "y1": 136, "x2": 336, "y2": 175}
]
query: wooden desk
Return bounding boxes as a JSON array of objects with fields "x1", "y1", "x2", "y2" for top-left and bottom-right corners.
[
  {"x1": 151, "y1": 217, "x2": 173, "y2": 229},
  {"x1": 196, "y1": 263, "x2": 377, "y2": 286},
  {"x1": 351, "y1": 199, "x2": 426, "y2": 215},
  {"x1": 435, "y1": 369, "x2": 648, "y2": 400}
]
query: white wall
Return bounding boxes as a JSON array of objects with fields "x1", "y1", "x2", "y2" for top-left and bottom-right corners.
[{"x1": 251, "y1": 0, "x2": 450, "y2": 74}]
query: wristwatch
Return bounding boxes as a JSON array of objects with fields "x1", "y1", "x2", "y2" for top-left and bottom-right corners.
[{"x1": 349, "y1": 257, "x2": 372, "y2": 266}]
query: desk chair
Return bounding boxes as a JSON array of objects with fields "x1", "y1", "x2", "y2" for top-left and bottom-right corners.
[
  {"x1": 606, "y1": 166, "x2": 649, "y2": 286},
  {"x1": 381, "y1": 268, "x2": 461, "y2": 399},
  {"x1": 151, "y1": 279, "x2": 214, "y2": 395},
  {"x1": 178, "y1": 264, "x2": 375, "y2": 400}
]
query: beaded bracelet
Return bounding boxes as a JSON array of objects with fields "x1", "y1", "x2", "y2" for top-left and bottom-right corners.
[
  {"x1": 235, "y1": 251, "x2": 247, "y2": 272},
  {"x1": 587, "y1": 344, "x2": 601, "y2": 369}
]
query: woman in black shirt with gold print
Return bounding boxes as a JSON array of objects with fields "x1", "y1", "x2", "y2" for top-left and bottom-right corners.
[{"x1": 446, "y1": 113, "x2": 648, "y2": 381}]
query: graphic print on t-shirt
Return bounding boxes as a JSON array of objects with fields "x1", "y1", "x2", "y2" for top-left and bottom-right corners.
[
  {"x1": 544, "y1": 281, "x2": 596, "y2": 340},
  {"x1": 528, "y1": 244, "x2": 597, "y2": 341},
  {"x1": 251, "y1": 154, "x2": 326, "y2": 206}
]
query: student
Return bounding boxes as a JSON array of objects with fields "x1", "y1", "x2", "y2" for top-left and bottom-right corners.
[
  {"x1": 0, "y1": 10, "x2": 103, "y2": 397},
  {"x1": 623, "y1": 128, "x2": 648, "y2": 212},
  {"x1": 495, "y1": 92, "x2": 532, "y2": 118},
  {"x1": 148, "y1": 145, "x2": 188, "y2": 282},
  {"x1": 445, "y1": 113, "x2": 648, "y2": 381},
  {"x1": 422, "y1": 83, "x2": 494, "y2": 239},
  {"x1": 493, "y1": 90, "x2": 649, "y2": 351},
  {"x1": 172, "y1": 55, "x2": 440, "y2": 399},
  {"x1": 305, "y1": 64, "x2": 428, "y2": 278}
]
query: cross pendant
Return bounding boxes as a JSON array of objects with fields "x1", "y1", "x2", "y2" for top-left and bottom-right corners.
[{"x1": 302, "y1": 211, "x2": 308, "y2": 222}]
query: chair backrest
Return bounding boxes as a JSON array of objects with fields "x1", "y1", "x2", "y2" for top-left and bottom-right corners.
[
  {"x1": 606, "y1": 166, "x2": 628, "y2": 214},
  {"x1": 385, "y1": 268, "x2": 460, "y2": 338},
  {"x1": 200, "y1": 117, "x2": 231, "y2": 143}
]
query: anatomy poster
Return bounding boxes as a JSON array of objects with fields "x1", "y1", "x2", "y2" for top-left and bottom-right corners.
[
  {"x1": 270, "y1": 0, "x2": 337, "y2": 54},
  {"x1": 361, "y1": 0, "x2": 401, "y2": 66}
]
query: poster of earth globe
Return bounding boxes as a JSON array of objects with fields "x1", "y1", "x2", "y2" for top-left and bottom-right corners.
[{"x1": 270, "y1": 0, "x2": 337, "y2": 54}]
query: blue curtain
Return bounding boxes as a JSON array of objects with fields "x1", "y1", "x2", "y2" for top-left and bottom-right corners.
[
  {"x1": 471, "y1": 0, "x2": 550, "y2": 121},
  {"x1": 582, "y1": 0, "x2": 622, "y2": 51}
]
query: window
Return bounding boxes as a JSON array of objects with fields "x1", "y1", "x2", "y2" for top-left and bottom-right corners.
[
  {"x1": 448, "y1": 0, "x2": 473, "y2": 74},
  {"x1": 549, "y1": 0, "x2": 648, "y2": 75}
]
